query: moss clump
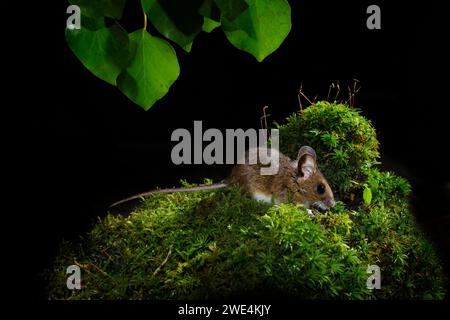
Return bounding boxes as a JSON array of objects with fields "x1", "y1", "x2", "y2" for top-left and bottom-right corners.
[
  {"x1": 278, "y1": 101, "x2": 379, "y2": 199},
  {"x1": 47, "y1": 102, "x2": 447, "y2": 300},
  {"x1": 349, "y1": 169, "x2": 446, "y2": 299}
]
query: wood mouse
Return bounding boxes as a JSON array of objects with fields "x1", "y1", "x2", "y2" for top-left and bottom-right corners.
[{"x1": 110, "y1": 146, "x2": 335, "y2": 213}]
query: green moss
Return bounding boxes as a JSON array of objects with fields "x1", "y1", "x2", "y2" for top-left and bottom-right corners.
[
  {"x1": 278, "y1": 101, "x2": 379, "y2": 199},
  {"x1": 47, "y1": 102, "x2": 447, "y2": 300}
]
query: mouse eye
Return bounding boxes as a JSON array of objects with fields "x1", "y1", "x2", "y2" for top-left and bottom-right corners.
[{"x1": 316, "y1": 184, "x2": 326, "y2": 195}]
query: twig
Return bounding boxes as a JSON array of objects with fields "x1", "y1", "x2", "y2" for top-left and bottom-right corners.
[
  {"x1": 259, "y1": 105, "x2": 271, "y2": 142},
  {"x1": 299, "y1": 88, "x2": 313, "y2": 105},
  {"x1": 327, "y1": 82, "x2": 334, "y2": 101},
  {"x1": 347, "y1": 85, "x2": 352, "y2": 106},
  {"x1": 74, "y1": 260, "x2": 111, "y2": 278},
  {"x1": 101, "y1": 249, "x2": 114, "y2": 262},
  {"x1": 153, "y1": 244, "x2": 173, "y2": 276},
  {"x1": 345, "y1": 79, "x2": 361, "y2": 106},
  {"x1": 298, "y1": 83, "x2": 303, "y2": 111},
  {"x1": 353, "y1": 78, "x2": 360, "y2": 106},
  {"x1": 334, "y1": 80, "x2": 340, "y2": 102}
]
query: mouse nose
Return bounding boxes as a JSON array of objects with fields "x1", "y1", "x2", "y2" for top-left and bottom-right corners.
[
  {"x1": 323, "y1": 198, "x2": 335, "y2": 208},
  {"x1": 313, "y1": 202, "x2": 328, "y2": 213}
]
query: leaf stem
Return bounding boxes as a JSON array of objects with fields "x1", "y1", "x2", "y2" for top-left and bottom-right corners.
[{"x1": 143, "y1": 11, "x2": 148, "y2": 30}]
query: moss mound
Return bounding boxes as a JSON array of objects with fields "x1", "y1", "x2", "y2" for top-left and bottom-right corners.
[
  {"x1": 278, "y1": 101, "x2": 379, "y2": 198},
  {"x1": 47, "y1": 102, "x2": 447, "y2": 300}
]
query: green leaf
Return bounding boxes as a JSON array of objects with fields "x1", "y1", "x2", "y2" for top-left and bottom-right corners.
[
  {"x1": 199, "y1": 0, "x2": 221, "y2": 21},
  {"x1": 66, "y1": 23, "x2": 129, "y2": 85},
  {"x1": 117, "y1": 30, "x2": 180, "y2": 110},
  {"x1": 214, "y1": 0, "x2": 249, "y2": 21},
  {"x1": 203, "y1": 17, "x2": 221, "y2": 33},
  {"x1": 141, "y1": 0, "x2": 156, "y2": 12},
  {"x1": 363, "y1": 187, "x2": 372, "y2": 206},
  {"x1": 221, "y1": 0, "x2": 291, "y2": 62},
  {"x1": 69, "y1": 0, "x2": 126, "y2": 19},
  {"x1": 78, "y1": 15, "x2": 106, "y2": 31},
  {"x1": 146, "y1": 0, "x2": 204, "y2": 52}
]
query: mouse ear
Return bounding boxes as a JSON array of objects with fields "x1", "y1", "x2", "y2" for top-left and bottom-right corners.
[
  {"x1": 297, "y1": 146, "x2": 317, "y2": 161},
  {"x1": 297, "y1": 146, "x2": 317, "y2": 180}
]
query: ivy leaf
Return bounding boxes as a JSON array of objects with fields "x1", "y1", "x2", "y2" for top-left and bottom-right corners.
[
  {"x1": 220, "y1": 0, "x2": 291, "y2": 62},
  {"x1": 79, "y1": 15, "x2": 106, "y2": 31},
  {"x1": 141, "y1": 0, "x2": 156, "y2": 12},
  {"x1": 199, "y1": 0, "x2": 222, "y2": 32},
  {"x1": 69, "y1": 0, "x2": 126, "y2": 19},
  {"x1": 66, "y1": 23, "x2": 129, "y2": 85},
  {"x1": 146, "y1": 0, "x2": 204, "y2": 52},
  {"x1": 199, "y1": 0, "x2": 221, "y2": 22},
  {"x1": 203, "y1": 17, "x2": 221, "y2": 33},
  {"x1": 214, "y1": 0, "x2": 249, "y2": 21},
  {"x1": 363, "y1": 186, "x2": 372, "y2": 206},
  {"x1": 117, "y1": 30, "x2": 180, "y2": 110}
]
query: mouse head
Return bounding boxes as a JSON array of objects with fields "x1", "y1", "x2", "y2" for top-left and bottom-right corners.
[{"x1": 291, "y1": 146, "x2": 335, "y2": 212}]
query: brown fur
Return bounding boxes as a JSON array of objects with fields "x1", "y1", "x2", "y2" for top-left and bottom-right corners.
[{"x1": 229, "y1": 147, "x2": 335, "y2": 209}]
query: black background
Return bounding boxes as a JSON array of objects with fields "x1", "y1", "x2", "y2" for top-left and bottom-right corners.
[{"x1": 22, "y1": 0, "x2": 449, "y2": 300}]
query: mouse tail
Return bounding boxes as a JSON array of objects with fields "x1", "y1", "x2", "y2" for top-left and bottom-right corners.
[{"x1": 109, "y1": 182, "x2": 228, "y2": 208}]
